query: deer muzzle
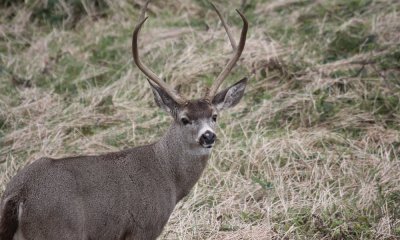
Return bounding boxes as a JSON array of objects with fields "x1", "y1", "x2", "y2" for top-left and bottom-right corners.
[{"x1": 199, "y1": 131, "x2": 216, "y2": 148}]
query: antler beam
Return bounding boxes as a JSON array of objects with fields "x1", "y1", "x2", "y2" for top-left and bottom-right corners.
[
  {"x1": 205, "y1": 3, "x2": 248, "y2": 101},
  {"x1": 132, "y1": 0, "x2": 187, "y2": 105}
]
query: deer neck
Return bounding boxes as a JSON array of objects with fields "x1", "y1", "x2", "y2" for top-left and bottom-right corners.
[{"x1": 153, "y1": 124, "x2": 211, "y2": 201}]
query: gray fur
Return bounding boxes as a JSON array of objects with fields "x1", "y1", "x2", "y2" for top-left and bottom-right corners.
[{"x1": 0, "y1": 79, "x2": 247, "y2": 240}]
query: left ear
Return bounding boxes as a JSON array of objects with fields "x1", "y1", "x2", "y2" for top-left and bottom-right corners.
[
  {"x1": 212, "y1": 78, "x2": 248, "y2": 111},
  {"x1": 147, "y1": 79, "x2": 180, "y2": 115}
]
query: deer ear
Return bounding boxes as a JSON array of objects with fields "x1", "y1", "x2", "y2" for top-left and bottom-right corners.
[
  {"x1": 148, "y1": 80, "x2": 179, "y2": 114},
  {"x1": 212, "y1": 78, "x2": 247, "y2": 111}
]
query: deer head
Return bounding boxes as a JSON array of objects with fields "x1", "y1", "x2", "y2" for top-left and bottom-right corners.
[{"x1": 132, "y1": 0, "x2": 248, "y2": 151}]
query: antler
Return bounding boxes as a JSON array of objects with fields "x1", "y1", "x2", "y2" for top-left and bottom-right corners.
[
  {"x1": 132, "y1": 0, "x2": 187, "y2": 105},
  {"x1": 205, "y1": 3, "x2": 248, "y2": 101}
]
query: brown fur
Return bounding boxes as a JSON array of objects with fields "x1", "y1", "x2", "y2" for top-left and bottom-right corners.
[{"x1": 184, "y1": 100, "x2": 214, "y2": 120}]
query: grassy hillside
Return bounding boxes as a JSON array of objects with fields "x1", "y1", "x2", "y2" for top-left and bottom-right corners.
[{"x1": 1, "y1": 0, "x2": 399, "y2": 239}]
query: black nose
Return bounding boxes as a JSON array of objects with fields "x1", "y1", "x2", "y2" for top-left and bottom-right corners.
[{"x1": 201, "y1": 131, "x2": 216, "y2": 145}]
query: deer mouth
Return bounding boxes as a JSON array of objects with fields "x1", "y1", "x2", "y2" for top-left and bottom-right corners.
[
  {"x1": 201, "y1": 143, "x2": 214, "y2": 148},
  {"x1": 198, "y1": 136, "x2": 216, "y2": 148},
  {"x1": 196, "y1": 139, "x2": 214, "y2": 148}
]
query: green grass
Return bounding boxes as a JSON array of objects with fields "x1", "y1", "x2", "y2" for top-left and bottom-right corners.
[{"x1": 1, "y1": 0, "x2": 400, "y2": 239}]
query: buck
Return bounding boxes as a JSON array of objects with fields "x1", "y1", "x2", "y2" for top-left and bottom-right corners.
[{"x1": 0, "y1": 1, "x2": 248, "y2": 239}]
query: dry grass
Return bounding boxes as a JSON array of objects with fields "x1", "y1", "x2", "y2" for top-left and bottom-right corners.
[{"x1": 1, "y1": 0, "x2": 400, "y2": 239}]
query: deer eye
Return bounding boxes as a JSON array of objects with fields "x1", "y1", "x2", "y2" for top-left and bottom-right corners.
[
  {"x1": 181, "y1": 117, "x2": 191, "y2": 125},
  {"x1": 212, "y1": 114, "x2": 217, "y2": 122}
]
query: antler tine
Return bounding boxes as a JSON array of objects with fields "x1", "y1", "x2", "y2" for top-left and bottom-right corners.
[
  {"x1": 206, "y1": 6, "x2": 248, "y2": 101},
  {"x1": 209, "y1": 1, "x2": 237, "y2": 50},
  {"x1": 132, "y1": 0, "x2": 187, "y2": 105}
]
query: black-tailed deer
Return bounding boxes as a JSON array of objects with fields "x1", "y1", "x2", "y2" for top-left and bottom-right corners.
[{"x1": 0, "y1": 1, "x2": 248, "y2": 239}]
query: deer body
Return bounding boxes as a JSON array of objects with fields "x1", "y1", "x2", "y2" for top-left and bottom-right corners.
[
  {"x1": 0, "y1": 1, "x2": 248, "y2": 239},
  {"x1": 2, "y1": 124, "x2": 210, "y2": 240}
]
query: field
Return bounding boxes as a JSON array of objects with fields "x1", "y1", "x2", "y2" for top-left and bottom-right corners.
[{"x1": 1, "y1": 0, "x2": 400, "y2": 239}]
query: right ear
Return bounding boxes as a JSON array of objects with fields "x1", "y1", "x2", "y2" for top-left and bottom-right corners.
[
  {"x1": 148, "y1": 80, "x2": 180, "y2": 115},
  {"x1": 212, "y1": 78, "x2": 247, "y2": 111}
]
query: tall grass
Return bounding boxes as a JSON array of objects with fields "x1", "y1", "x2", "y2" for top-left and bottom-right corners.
[{"x1": 1, "y1": 0, "x2": 399, "y2": 239}]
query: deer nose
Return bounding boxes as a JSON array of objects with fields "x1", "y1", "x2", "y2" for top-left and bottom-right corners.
[{"x1": 201, "y1": 131, "x2": 216, "y2": 145}]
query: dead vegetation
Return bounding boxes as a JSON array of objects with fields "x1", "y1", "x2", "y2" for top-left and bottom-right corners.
[{"x1": 1, "y1": 0, "x2": 400, "y2": 239}]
